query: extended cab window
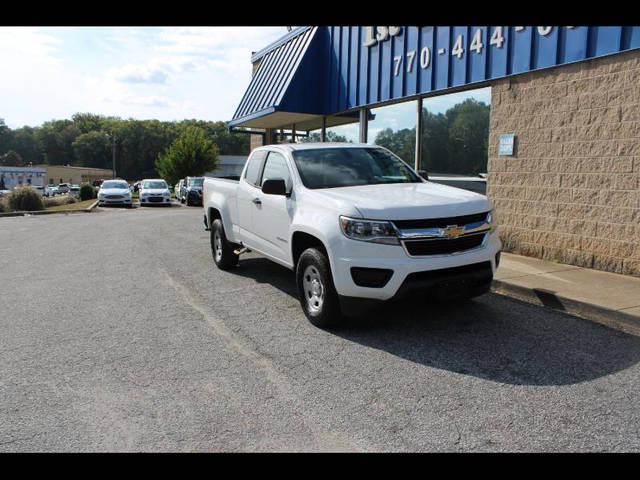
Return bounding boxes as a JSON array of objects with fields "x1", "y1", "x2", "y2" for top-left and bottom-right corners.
[
  {"x1": 244, "y1": 150, "x2": 267, "y2": 186},
  {"x1": 261, "y1": 152, "x2": 291, "y2": 191}
]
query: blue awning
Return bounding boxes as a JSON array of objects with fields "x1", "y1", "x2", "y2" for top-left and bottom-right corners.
[{"x1": 229, "y1": 27, "x2": 320, "y2": 128}]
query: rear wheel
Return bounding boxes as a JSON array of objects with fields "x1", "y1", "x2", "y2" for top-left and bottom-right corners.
[
  {"x1": 211, "y1": 219, "x2": 239, "y2": 270},
  {"x1": 296, "y1": 248, "x2": 342, "y2": 328}
]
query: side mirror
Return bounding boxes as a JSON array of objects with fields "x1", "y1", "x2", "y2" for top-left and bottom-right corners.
[
  {"x1": 262, "y1": 178, "x2": 287, "y2": 196},
  {"x1": 418, "y1": 170, "x2": 429, "y2": 181}
]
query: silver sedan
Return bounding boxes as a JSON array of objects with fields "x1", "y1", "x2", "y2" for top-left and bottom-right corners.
[{"x1": 97, "y1": 180, "x2": 133, "y2": 207}]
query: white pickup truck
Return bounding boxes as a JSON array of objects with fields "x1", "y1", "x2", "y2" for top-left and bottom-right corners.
[{"x1": 203, "y1": 143, "x2": 501, "y2": 328}]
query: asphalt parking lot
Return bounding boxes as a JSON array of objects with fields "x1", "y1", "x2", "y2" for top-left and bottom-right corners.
[{"x1": 1, "y1": 205, "x2": 640, "y2": 452}]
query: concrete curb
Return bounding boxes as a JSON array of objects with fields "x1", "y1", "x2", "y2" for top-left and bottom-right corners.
[
  {"x1": 0, "y1": 199, "x2": 99, "y2": 217},
  {"x1": 491, "y1": 279, "x2": 640, "y2": 337}
]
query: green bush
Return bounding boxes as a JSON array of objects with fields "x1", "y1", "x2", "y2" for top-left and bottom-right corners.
[
  {"x1": 79, "y1": 183, "x2": 96, "y2": 201},
  {"x1": 64, "y1": 196, "x2": 77, "y2": 205},
  {"x1": 0, "y1": 198, "x2": 7, "y2": 213},
  {"x1": 6, "y1": 187, "x2": 44, "y2": 212}
]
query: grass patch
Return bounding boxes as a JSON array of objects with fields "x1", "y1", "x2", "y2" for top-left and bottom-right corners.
[{"x1": 45, "y1": 199, "x2": 97, "y2": 211}]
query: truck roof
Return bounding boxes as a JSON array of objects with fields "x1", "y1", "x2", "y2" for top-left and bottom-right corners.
[{"x1": 259, "y1": 142, "x2": 376, "y2": 152}]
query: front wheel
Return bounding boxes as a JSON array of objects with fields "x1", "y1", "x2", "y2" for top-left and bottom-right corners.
[
  {"x1": 296, "y1": 248, "x2": 342, "y2": 328},
  {"x1": 211, "y1": 219, "x2": 239, "y2": 270}
]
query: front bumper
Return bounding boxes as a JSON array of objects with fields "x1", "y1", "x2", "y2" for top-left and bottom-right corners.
[
  {"x1": 328, "y1": 229, "x2": 502, "y2": 301},
  {"x1": 140, "y1": 196, "x2": 170, "y2": 204},
  {"x1": 99, "y1": 197, "x2": 132, "y2": 206}
]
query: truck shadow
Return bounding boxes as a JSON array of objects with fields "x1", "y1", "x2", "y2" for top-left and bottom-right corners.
[{"x1": 231, "y1": 257, "x2": 640, "y2": 386}]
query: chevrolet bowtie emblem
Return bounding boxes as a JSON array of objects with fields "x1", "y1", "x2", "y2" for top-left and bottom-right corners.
[{"x1": 443, "y1": 225, "x2": 464, "y2": 238}]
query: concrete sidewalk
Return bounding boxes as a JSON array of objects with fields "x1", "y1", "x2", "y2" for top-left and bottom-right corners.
[{"x1": 492, "y1": 252, "x2": 640, "y2": 337}]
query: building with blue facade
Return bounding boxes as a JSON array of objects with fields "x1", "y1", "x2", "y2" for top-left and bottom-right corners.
[{"x1": 228, "y1": 26, "x2": 640, "y2": 277}]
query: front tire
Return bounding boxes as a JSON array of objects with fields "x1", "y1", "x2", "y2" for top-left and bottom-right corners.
[
  {"x1": 296, "y1": 248, "x2": 342, "y2": 328},
  {"x1": 211, "y1": 219, "x2": 239, "y2": 270}
]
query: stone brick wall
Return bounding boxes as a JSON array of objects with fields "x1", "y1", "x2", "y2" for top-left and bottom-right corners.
[{"x1": 487, "y1": 49, "x2": 640, "y2": 277}]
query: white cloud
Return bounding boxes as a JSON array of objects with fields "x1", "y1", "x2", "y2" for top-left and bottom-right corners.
[
  {"x1": 0, "y1": 27, "x2": 61, "y2": 64},
  {"x1": 0, "y1": 27, "x2": 298, "y2": 127},
  {"x1": 117, "y1": 67, "x2": 169, "y2": 85}
]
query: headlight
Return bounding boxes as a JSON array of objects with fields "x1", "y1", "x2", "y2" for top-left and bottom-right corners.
[
  {"x1": 487, "y1": 208, "x2": 496, "y2": 231},
  {"x1": 339, "y1": 216, "x2": 399, "y2": 245},
  {"x1": 98, "y1": 192, "x2": 105, "y2": 198}
]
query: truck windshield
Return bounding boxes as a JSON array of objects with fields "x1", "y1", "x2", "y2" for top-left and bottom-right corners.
[{"x1": 291, "y1": 147, "x2": 422, "y2": 189}]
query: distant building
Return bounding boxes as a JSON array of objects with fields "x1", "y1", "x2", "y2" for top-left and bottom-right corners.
[
  {"x1": 0, "y1": 166, "x2": 47, "y2": 189},
  {"x1": 36, "y1": 165, "x2": 114, "y2": 185},
  {"x1": 205, "y1": 155, "x2": 247, "y2": 178}
]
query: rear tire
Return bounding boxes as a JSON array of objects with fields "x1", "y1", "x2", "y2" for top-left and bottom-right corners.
[
  {"x1": 211, "y1": 219, "x2": 239, "y2": 270},
  {"x1": 296, "y1": 248, "x2": 342, "y2": 328}
]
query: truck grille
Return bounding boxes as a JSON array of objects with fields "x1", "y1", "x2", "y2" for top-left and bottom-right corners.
[
  {"x1": 392, "y1": 212, "x2": 489, "y2": 230},
  {"x1": 106, "y1": 195, "x2": 123, "y2": 199},
  {"x1": 403, "y1": 232, "x2": 486, "y2": 256}
]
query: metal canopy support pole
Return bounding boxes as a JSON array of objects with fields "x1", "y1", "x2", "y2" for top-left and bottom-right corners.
[
  {"x1": 265, "y1": 128, "x2": 274, "y2": 145},
  {"x1": 321, "y1": 116, "x2": 327, "y2": 142},
  {"x1": 415, "y1": 97, "x2": 422, "y2": 172},
  {"x1": 359, "y1": 109, "x2": 368, "y2": 143},
  {"x1": 291, "y1": 124, "x2": 296, "y2": 143}
]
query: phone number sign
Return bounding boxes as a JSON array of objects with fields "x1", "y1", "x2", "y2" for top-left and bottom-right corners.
[{"x1": 325, "y1": 26, "x2": 640, "y2": 113}]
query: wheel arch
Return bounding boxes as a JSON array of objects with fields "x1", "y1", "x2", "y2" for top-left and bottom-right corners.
[{"x1": 291, "y1": 231, "x2": 329, "y2": 269}]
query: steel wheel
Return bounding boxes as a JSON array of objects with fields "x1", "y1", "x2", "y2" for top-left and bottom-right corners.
[
  {"x1": 213, "y1": 229, "x2": 223, "y2": 263},
  {"x1": 302, "y1": 264, "x2": 324, "y2": 313}
]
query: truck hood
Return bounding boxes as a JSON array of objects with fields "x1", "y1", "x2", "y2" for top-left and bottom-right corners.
[{"x1": 309, "y1": 182, "x2": 491, "y2": 220}]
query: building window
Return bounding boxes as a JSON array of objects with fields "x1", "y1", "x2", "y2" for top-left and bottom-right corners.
[
  {"x1": 419, "y1": 87, "x2": 491, "y2": 175},
  {"x1": 369, "y1": 101, "x2": 417, "y2": 167}
]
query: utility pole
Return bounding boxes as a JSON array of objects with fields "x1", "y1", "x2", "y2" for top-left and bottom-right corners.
[{"x1": 111, "y1": 135, "x2": 117, "y2": 179}]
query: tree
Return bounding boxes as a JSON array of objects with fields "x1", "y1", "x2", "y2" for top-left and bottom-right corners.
[
  {"x1": 155, "y1": 126, "x2": 219, "y2": 186},
  {"x1": 299, "y1": 130, "x2": 350, "y2": 143},
  {"x1": 72, "y1": 131, "x2": 111, "y2": 168},
  {"x1": 419, "y1": 110, "x2": 449, "y2": 173},
  {"x1": 0, "y1": 150, "x2": 24, "y2": 166},
  {"x1": 72, "y1": 113, "x2": 106, "y2": 134},
  {"x1": 36, "y1": 122, "x2": 67, "y2": 165},
  {"x1": 374, "y1": 127, "x2": 415, "y2": 165},
  {"x1": 11, "y1": 127, "x2": 42, "y2": 165},
  {"x1": 0, "y1": 118, "x2": 12, "y2": 155},
  {"x1": 445, "y1": 99, "x2": 490, "y2": 174}
]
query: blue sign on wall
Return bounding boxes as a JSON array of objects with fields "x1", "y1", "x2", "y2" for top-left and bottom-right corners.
[
  {"x1": 498, "y1": 134, "x2": 515, "y2": 156},
  {"x1": 324, "y1": 26, "x2": 640, "y2": 114},
  {"x1": 230, "y1": 26, "x2": 640, "y2": 128}
]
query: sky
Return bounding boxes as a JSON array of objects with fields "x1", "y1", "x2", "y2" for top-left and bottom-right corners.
[
  {"x1": 0, "y1": 27, "x2": 287, "y2": 129},
  {"x1": 0, "y1": 26, "x2": 490, "y2": 132}
]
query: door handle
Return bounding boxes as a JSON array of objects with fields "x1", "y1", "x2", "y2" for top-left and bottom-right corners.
[{"x1": 252, "y1": 198, "x2": 262, "y2": 205}]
